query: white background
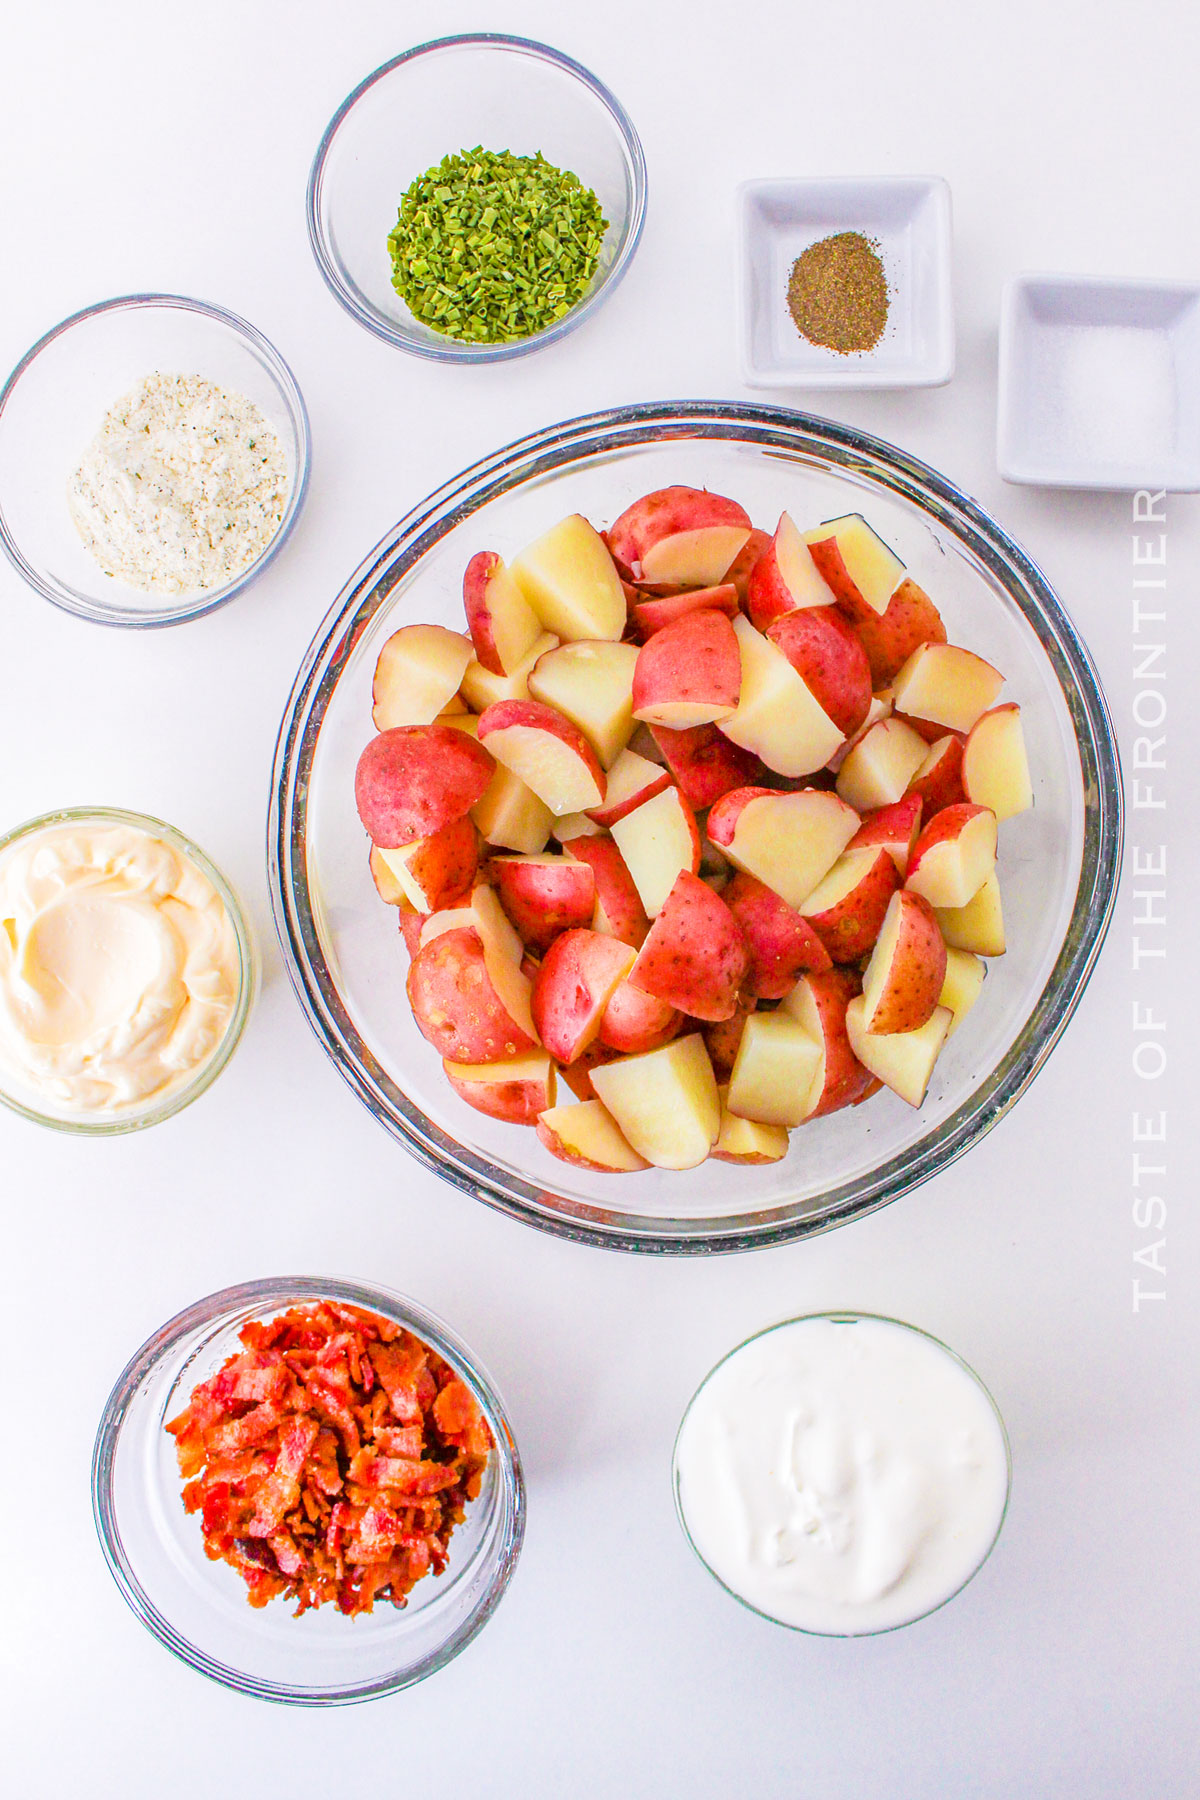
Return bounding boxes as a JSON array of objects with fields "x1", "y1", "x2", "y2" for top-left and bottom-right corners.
[{"x1": 1, "y1": 2, "x2": 1197, "y2": 1793}]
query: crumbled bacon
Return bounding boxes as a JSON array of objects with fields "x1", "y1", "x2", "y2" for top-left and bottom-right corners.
[{"x1": 165, "y1": 1301, "x2": 491, "y2": 1617}]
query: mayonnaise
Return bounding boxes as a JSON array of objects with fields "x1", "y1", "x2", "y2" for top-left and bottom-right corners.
[
  {"x1": 0, "y1": 821, "x2": 241, "y2": 1116},
  {"x1": 674, "y1": 1315, "x2": 1010, "y2": 1634}
]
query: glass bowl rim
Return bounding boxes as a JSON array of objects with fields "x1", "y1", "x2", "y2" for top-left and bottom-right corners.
[
  {"x1": 0, "y1": 804, "x2": 258, "y2": 1134},
  {"x1": 0, "y1": 291, "x2": 313, "y2": 628},
  {"x1": 671, "y1": 1308, "x2": 1013, "y2": 1637},
  {"x1": 90, "y1": 1273, "x2": 527, "y2": 1705},
  {"x1": 267, "y1": 398, "x2": 1123, "y2": 1255},
  {"x1": 305, "y1": 32, "x2": 649, "y2": 362}
]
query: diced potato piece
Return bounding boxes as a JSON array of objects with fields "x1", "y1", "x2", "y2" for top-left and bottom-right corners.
[{"x1": 589, "y1": 1034, "x2": 720, "y2": 1170}]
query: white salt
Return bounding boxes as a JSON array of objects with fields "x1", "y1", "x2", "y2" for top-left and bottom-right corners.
[{"x1": 1027, "y1": 324, "x2": 1175, "y2": 468}]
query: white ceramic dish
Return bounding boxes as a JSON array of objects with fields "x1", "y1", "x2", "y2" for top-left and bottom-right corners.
[
  {"x1": 738, "y1": 177, "x2": 954, "y2": 390},
  {"x1": 997, "y1": 274, "x2": 1200, "y2": 491}
]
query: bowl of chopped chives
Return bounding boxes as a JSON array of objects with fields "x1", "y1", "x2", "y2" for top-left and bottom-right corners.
[{"x1": 306, "y1": 35, "x2": 647, "y2": 361}]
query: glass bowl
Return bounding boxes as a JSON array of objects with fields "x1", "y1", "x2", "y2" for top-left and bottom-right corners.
[
  {"x1": 0, "y1": 806, "x2": 258, "y2": 1134},
  {"x1": 0, "y1": 294, "x2": 311, "y2": 627},
  {"x1": 672, "y1": 1312, "x2": 1012, "y2": 1636},
  {"x1": 268, "y1": 401, "x2": 1122, "y2": 1254},
  {"x1": 91, "y1": 1276, "x2": 525, "y2": 1705},
  {"x1": 306, "y1": 34, "x2": 647, "y2": 360}
]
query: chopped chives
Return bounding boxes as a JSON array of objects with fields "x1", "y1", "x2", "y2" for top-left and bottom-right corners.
[{"x1": 387, "y1": 147, "x2": 608, "y2": 343}]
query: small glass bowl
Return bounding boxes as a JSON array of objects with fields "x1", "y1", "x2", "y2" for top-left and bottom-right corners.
[
  {"x1": 0, "y1": 806, "x2": 258, "y2": 1134},
  {"x1": 672, "y1": 1312, "x2": 1012, "y2": 1637},
  {"x1": 0, "y1": 294, "x2": 311, "y2": 626},
  {"x1": 307, "y1": 34, "x2": 647, "y2": 360},
  {"x1": 91, "y1": 1276, "x2": 525, "y2": 1705}
]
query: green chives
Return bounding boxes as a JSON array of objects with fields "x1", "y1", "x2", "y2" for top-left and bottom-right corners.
[{"x1": 387, "y1": 147, "x2": 609, "y2": 344}]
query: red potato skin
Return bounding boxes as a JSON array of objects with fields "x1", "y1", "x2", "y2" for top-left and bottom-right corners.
[
  {"x1": 866, "y1": 892, "x2": 947, "y2": 1033},
  {"x1": 443, "y1": 1062, "x2": 552, "y2": 1125},
  {"x1": 632, "y1": 608, "x2": 742, "y2": 720},
  {"x1": 559, "y1": 1040, "x2": 621, "y2": 1100},
  {"x1": 745, "y1": 543, "x2": 791, "y2": 633},
  {"x1": 398, "y1": 815, "x2": 479, "y2": 911},
  {"x1": 607, "y1": 487, "x2": 753, "y2": 579},
  {"x1": 476, "y1": 699, "x2": 607, "y2": 802},
  {"x1": 724, "y1": 527, "x2": 772, "y2": 608},
  {"x1": 627, "y1": 871, "x2": 749, "y2": 1022},
  {"x1": 355, "y1": 726, "x2": 494, "y2": 848},
  {"x1": 804, "y1": 531, "x2": 894, "y2": 613},
  {"x1": 406, "y1": 926, "x2": 537, "y2": 1062},
  {"x1": 836, "y1": 578, "x2": 947, "y2": 688},
  {"x1": 803, "y1": 848, "x2": 900, "y2": 964},
  {"x1": 849, "y1": 795, "x2": 923, "y2": 874},
  {"x1": 563, "y1": 834, "x2": 650, "y2": 947},
  {"x1": 398, "y1": 909, "x2": 428, "y2": 958},
  {"x1": 745, "y1": 531, "x2": 834, "y2": 632},
  {"x1": 801, "y1": 969, "x2": 874, "y2": 1119},
  {"x1": 648, "y1": 723, "x2": 765, "y2": 812},
  {"x1": 906, "y1": 802, "x2": 994, "y2": 880},
  {"x1": 700, "y1": 995, "x2": 756, "y2": 1080},
  {"x1": 491, "y1": 857, "x2": 595, "y2": 954},
  {"x1": 531, "y1": 929, "x2": 635, "y2": 1064},
  {"x1": 705, "y1": 785, "x2": 777, "y2": 849},
  {"x1": 598, "y1": 978, "x2": 681, "y2": 1054},
  {"x1": 461, "y1": 550, "x2": 507, "y2": 676},
  {"x1": 905, "y1": 734, "x2": 966, "y2": 819},
  {"x1": 586, "y1": 763, "x2": 671, "y2": 828},
  {"x1": 765, "y1": 605, "x2": 873, "y2": 737},
  {"x1": 632, "y1": 584, "x2": 740, "y2": 639},
  {"x1": 722, "y1": 870, "x2": 833, "y2": 998},
  {"x1": 893, "y1": 710, "x2": 949, "y2": 746}
]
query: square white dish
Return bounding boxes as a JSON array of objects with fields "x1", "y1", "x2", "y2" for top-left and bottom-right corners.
[
  {"x1": 997, "y1": 274, "x2": 1200, "y2": 490},
  {"x1": 737, "y1": 177, "x2": 954, "y2": 390}
]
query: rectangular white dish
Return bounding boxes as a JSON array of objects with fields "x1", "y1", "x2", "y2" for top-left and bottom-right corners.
[
  {"x1": 997, "y1": 273, "x2": 1200, "y2": 490},
  {"x1": 738, "y1": 176, "x2": 954, "y2": 390}
]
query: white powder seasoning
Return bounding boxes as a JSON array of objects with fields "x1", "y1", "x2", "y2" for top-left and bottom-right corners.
[{"x1": 67, "y1": 372, "x2": 289, "y2": 594}]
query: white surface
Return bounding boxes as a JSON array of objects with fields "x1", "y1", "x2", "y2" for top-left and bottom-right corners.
[
  {"x1": 739, "y1": 177, "x2": 954, "y2": 387},
  {"x1": 0, "y1": 2, "x2": 1197, "y2": 1796},
  {"x1": 998, "y1": 274, "x2": 1200, "y2": 489}
]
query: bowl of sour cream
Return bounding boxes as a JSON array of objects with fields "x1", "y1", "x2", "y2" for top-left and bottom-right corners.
[
  {"x1": 0, "y1": 807, "x2": 257, "y2": 1133},
  {"x1": 673, "y1": 1312, "x2": 1011, "y2": 1636}
]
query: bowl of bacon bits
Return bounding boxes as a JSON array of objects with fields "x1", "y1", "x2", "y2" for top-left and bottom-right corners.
[{"x1": 91, "y1": 1277, "x2": 525, "y2": 1704}]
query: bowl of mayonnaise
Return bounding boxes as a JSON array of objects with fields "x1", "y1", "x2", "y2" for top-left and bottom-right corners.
[
  {"x1": 0, "y1": 807, "x2": 257, "y2": 1133},
  {"x1": 673, "y1": 1311, "x2": 1011, "y2": 1636}
]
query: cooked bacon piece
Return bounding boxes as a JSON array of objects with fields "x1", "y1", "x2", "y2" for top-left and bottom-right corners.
[
  {"x1": 374, "y1": 1425, "x2": 422, "y2": 1460},
  {"x1": 368, "y1": 1338, "x2": 431, "y2": 1425},
  {"x1": 249, "y1": 1415, "x2": 320, "y2": 1537},
  {"x1": 433, "y1": 1379, "x2": 491, "y2": 1459},
  {"x1": 165, "y1": 1301, "x2": 492, "y2": 1618}
]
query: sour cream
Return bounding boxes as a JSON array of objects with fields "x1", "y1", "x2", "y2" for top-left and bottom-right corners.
[
  {"x1": 674, "y1": 1314, "x2": 1010, "y2": 1634},
  {"x1": 0, "y1": 820, "x2": 241, "y2": 1117}
]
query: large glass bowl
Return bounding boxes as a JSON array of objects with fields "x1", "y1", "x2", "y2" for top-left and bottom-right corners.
[
  {"x1": 268, "y1": 402, "x2": 1122, "y2": 1254},
  {"x1": 306, "y1": 35, "x2": 647, "y2": 360},
  {"x1": 91, "y1": 1277, "x2": 525, "y2": 1705},
  {"x1": 0, "y1": 294, "x2": 310, "y2": 627}
]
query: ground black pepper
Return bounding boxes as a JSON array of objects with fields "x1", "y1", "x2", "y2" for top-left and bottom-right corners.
[{"x1": 786, "y1": 232, "x2": 889, "y2": 355}]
